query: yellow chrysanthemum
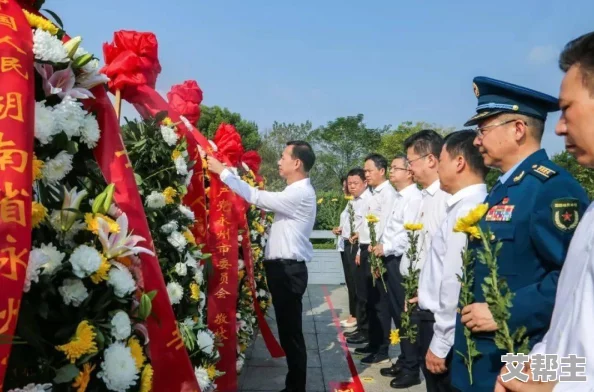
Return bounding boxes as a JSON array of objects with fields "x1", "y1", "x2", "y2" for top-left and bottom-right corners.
[
  {"x1": 24, "y1": 9, "x2": 59, "y2": 35},
  {"x1": 365, "y1": 214, "x2": 380, "y2": 224},
  {"x1": 162, "y1": 117, "x2": 174, "y2": 127},
  {"x1": 453, "y1": 203, "x2": 489, "y2": 239},
  {"x1": 183, "y1": 230, "x2": 196, "y2": 245},
  {"x1": 403, "y1": 222, "x2": 424, "y2": 231},
  {"x1": 238, "y1": 270, "x2": 245, "y2": 280},
  {"x1": 32, "y1": 156, "x2": 44, "y2": 181},
  {"x1": 390, "y1": 329, "x2": 401, "y2": 345},
  {"x1": 85, "y1": 213, "x2": 120, "y2": 235},
  {"x1": 72, "y1": 362, "x2": 95, "y2": 392},
  {"x1": 171, "y1": 150, "x2": 182, "y2": 161},
  {"x1": 207, "y1": 364, "x2": 217, "y2": 380},
  {"x1": 190, "y1": 282, "x2": 200, "y2": 301},
  {"x1": 239, "y1": 343, "x2": 247, "y2": 353},
  {"x1": 90, "y1": 256, "x2": 111, "y2": 284},
  {"x1": 128, "y1": 337, "x2": 146, "y2": 371},
  {"x1": 317, "y1": 198, "x2": 324, "y2": 204},
  {"x1": 31, "y1": 202, "x2": 47, "y2": 228},
  {"x1": 259, "y1": 300, "x2": 267, "y2": 310},
  {"x1": 344, "y1": 195, "x2": 354, "y2": 201},
  {"x1": 162, "y1": 187, "x2": 177, "y2": 204},
  {"x1": 140, "y1": 364, "x2": 153, "y2": 392},
  {"x1": 56, "y1": 321, "x2": 98, "y2": 363},
  {"x1": 331, "y1": 198, "x2": 338, "y2": 202}
]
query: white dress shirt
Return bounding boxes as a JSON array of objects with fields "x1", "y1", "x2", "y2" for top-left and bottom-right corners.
[
  {"x1": 381, "y1": 183, "x2": 423, "y2": 257},
  {"x1": 417, "y1": 184, "x2": 488, "y2": 359},
  {"x1": 337, "y1": 206, "x2": 349, "y2": 252},
  {"x1": 352, "y1": 189, "x2": 371, "y2": 238},
  {"x1": 220, "y1": 169, "x2": 316, "y2": 262},
  {"x1": 400, "y1": 180, "x2": 450, "y2": 276},
  {"x1": 358, "y1": 180, "x2": 398, "y2": 254},
  {"x1": 530, "y1": 202, "x2": 594, "y2": 392}
]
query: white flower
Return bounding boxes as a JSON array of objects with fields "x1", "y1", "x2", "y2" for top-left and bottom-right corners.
[
  {"x1": 33, "y1": 29, "x2": 68, "y2": 63},
  {"x1": 42, "y1": 151, "x2": 73, "y2": 185},
  {"x1": 182, "y1": 317, "x2": 196, "y2": 328},
  {"x1": 236, "y1": 356, "x2": 245, "y2": 373},
  {"x1": 58, "y1": 278, "x2": 88, "y2": 306},
  {"x1": 111, "y1": 311, "x2": 132, "y2": 340},
  {"x1": 195, "y1": 366, "x2": 211, "y2": 391},
  {"x1": 196, "y1": 330, "x2": 214, "y2": 355},
  {"x1": 178, "y1": 205, "x2": 195, "y2": 221},
  {"x1": 194, "y1": 269, "x2": 204, "y2": 285},
  {"x1": 97, "y1": 214, "x2": 154, "y2": 259},
  {"x1": 258, "y1": 289, "x2": 268, "y2": 298},
  {"x1": 185, "y1": 254, "x2": 198, "y2": 270},
  {"x1": 80, "y1": 112, "x2": 101, "y2": 148},
  {"x1": 167, "y1": 231, "x2": 187, "y2": 253},
  {"x1": 39, "y1": 243, "x2": 66, "y2": 275},
  {"x1": 238, "y1": 234, "x2": 243, "y2": 243},
  {"x1": 166, "y1": 281, "x2": 184, "y2": 305},
  {"x1": 174, "y1": 262, "x2": 188, "y2": 277},
  {"x1": 108, "y1": 264, "x2": 136, "y2": 298},
  {"x1": 7, "y1": 383, "x2": 52, "y2": 392},
  {"x1": 174, "y1": 156, "x2": 188, "y2": 175},
  {"x1": 34, "y1": 101, "x2": 57, "y2": 145},
  {"x1": 98, "y1": 342, "x2": 139, "y2": 391},
  {"x1": 146, "y1": 191, "x2": 166, "y2": 209},
  {"x1": 160, "y1": 125, "x2": 178, "y2": 146},
  {"x1": 160, "y1": 220, "x2": 178, "y2": 234},
  {"x1": 198, "y1": 292, "x2": 206, "y2": 310},
  {"x1": 24, "y1": 249, "x2": 49, "y2": 292},
  {"x1": 53, "y1": 96, "x2": 85, "y2": 139},
  {"x1": 238, "y1": 259, "x2": 245, "y2": 271},
  {"x1": 185, "y1": 170, "x2": 194, "y2": 187},
  {"x1": 69, "y1": 245, "x2": 102, "y2": 278}
]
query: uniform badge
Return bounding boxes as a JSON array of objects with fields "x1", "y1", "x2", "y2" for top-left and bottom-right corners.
[
  {"x1": 513, "y1": 171, "x2": 525, "y2": 183},
  {"x1": 532, "y1": 165, "x2": 556, "y2": 179},
  {"x1": 502, "y1": 197, "x2": 509, "y2": 205},
  {"x1": 473, "y1": 82, "x2": 480, "y2": 97},
  {"x1": 552, "y1": 198, "x2": 580, "y2": 232},
  {"x1": 485, "y1": 205, "x2": 515, "y2": 222}
]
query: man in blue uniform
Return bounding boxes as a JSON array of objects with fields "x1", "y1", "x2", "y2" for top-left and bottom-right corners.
[{"x1": 449, "y1": 76, "x2": 590, "y2": 391}]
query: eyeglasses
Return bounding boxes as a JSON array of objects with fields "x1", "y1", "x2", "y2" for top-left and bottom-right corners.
[
  {"x1": 406, "y1": 154, "x2": 430, "y2": 165},
  {"x1": 389, "y1": 166, "x2": 409, "y2": 172},
  {"x1": 474, "y1": 119, "x2": 526, "y2": 138}
]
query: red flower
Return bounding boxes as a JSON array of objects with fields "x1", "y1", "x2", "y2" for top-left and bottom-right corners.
[
  {"x1": 167, "y1": 80, "x2": 203, "y2": 125},
  {"x1": 214, "y1": 123, "x2": 244, "y2": 167}
]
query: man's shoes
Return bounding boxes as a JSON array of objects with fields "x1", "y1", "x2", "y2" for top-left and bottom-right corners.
[
  {"x1": 343, "y1": 330, "x2": 359, "y2": 338},
  {"x1": 353, "y1": 345, "x2": 375, "y2": 355},
  {"x1": 346, "y1": 334, "x2": 368, "y2": 345},
  {"x1": 380, "y1": 362, "x2": 402, "y2": 377},
  {"x1": 361, "y1": 352, "x2": 390, "y2": 365},
  {"x1": 390, "y1": 372, "x2": 421, "y2": 389}
]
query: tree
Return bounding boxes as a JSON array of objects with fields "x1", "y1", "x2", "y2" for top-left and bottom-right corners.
[
  {"x1": 198, "y1": 105, "x2": 262, "y2": 151},
  {"x1": 552, "y1": 151, "x2": 594, "y2": 200},
  {"x1": 377, "y1": 121, "x2": 455, "y2": 159}
]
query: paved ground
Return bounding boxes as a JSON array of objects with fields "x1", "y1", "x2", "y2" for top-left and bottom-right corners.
[{"x1": 239, "y1": 284, "x2": 426, "y2": 392}]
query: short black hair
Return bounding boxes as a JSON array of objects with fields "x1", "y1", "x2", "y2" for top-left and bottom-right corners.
[
  {"x1": 443, "y1": 130, "x2": 488, "y2": 178},
  {"x1": 364, "y1": 153, "x2": 388, "y2": 172},
  {"x1": 287, "y1": 140, "x2": 315, "y2": 172},
  {"x1": 391, "y1": 154, "x2": 408, "y2": 167},
  {"x1": 559, "y1": 31, "x2": 594, "y2": 95},
  {"x1": 347, "y1": 168, "x2": 365, "y2": 181},
  {"x1": 403, "y1": 129, "x2": 444, "y2": 158}
]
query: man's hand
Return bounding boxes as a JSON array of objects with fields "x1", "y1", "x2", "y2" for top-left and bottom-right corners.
[
  {"x1": 349, "y1": 233, "x2": 359, "y2": 244},
  {"x1": 425, "y1": 349, "x2": 447, "y2": 374},
  {"x1": 461, "y1": 303, "x2": 498, "y2": 332},
  {"x1": 374, "y1": 244, "x2": 385, "y2": 257},
  {"x1": 494, "y1": 362, "x2": 557, "y2": 392},
  {"x1": 206, "y1": 156, "x2": 226, "y2": 175},
  {"x1": 332, "y1": 227, "x2": 342, "y2": 236},
  {"x1": 404, "y1": 296, "x2": 418, "y2": 312},
  {"x1": 355, "y1": 255, "x2": 360, "y2": 266}
]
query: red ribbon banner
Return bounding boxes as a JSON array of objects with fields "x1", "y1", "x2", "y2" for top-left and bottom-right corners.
[{"x1": 0, "y1": 1, "x2": 34, "y2": 388}]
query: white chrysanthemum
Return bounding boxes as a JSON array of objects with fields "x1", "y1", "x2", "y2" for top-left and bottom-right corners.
[
  {"x1": 182, "y1": 317, "x2": 196, "y2": 328},
  {"x1": 192, "y1": 248, "x2": 203, "y2": 258},
  {"x1": 196, "y1": 330, "x2": 214, "y2": 355},
  {"x1": 7, "y1": 383, "x2": 52, "y2": 392},
  {"x1": 185, "y1": 254, "x2": 198, "y2": 270},
  {"x1": 98, "y1": 342, "x2": 139, "y2": 391},
  {"x1": 166, "y1": 281, "x2": 184, "y2": 305},
  {"x1": 174, "y1": 156, "x2": 188, "y2": 175},
  {"x1": 39, "y1": 242, "x2": 66, "y2": 275},
  {"x1": 194, "y1": 269, "x2": 204, "y2": 285},
  {"x1": 236, "y1": 356, "x2": 245, "y2": 373},
  {"x1": 178, "y1": 205, "x2": 195, "y2": 221},
  {"x1": 160, "y1": 125, "x2": 178, "y2": 146},
  {"x1": 24, "y1": 249, "x2": 49, "y2": 292},
  {"x1": 174, "y1": 262, "x2": 188, "y2": 277},
  {"x1": 80, "y1": 112, "x2": 101, "y2": 148},
  {"x1": 167, "y1": 231, "x2": 187, "y2": 253},
  {"x1": 160, "y1": 220, "x2": 178, "y2": 234},
  {"x1": 185, "y1": 170, "x2": 194, "y2": 187},
  {"x1": 69, "y1": 245, "x2": 102, "y2": 278},
  {"x1": 238, "y1": 259, "x2": 245, "y2": 271},
  {"x1": 198, "y1": 292, "x2": 206, "y2": 310},
  {"x1": 33, "y1": 29, "x2": 68, "y2": 63},
  {"x1": 34, "y1": 101, "x2": 57, "y2": 145},
  {"x1": 111, "y1": 311, "x2": 132, "y2": 340},
  {"x1": 108, "y1": 265, "x2": 136, "y2": 298},
  {"x1": 238, "y1": 234, "x2": 243, "y2": 243},
  {"x1": 58, "y1": 278, "x2": 88, "y2": 306},
  {"x1": 194, "y1": 366, "x2": 211, "y2": 391},
  {"x1": 42, "y1": 151, "x2": 73, "y2": 185},
  {"x1": 145, "y1": 191, "x2": 166, "y2": 209},
  {"x1": 53, "y1": 96, "x2": 86, "y2": 139}
]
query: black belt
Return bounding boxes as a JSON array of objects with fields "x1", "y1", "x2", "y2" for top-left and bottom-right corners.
[{"x1": 264, "y1": 258, "x2": 305, "y2": 265}]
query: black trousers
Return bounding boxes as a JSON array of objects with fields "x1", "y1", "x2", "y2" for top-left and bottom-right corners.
[
  {"x1": 264, "y1": 259, "x2": 308, "y2": 392},
  {"x1": 341, "y1": 239, "x2": 358, "y2": 316},
  {"x1": 354, "y1": 244, "x2": 370, "y2": 336},
  {"x1": 385, "y1": 256, "x2": 420, "y2": 375},
  {"x1": 419, "y1": 312, "x2": 454, "y2": 392},
  {"x1": 367, "y1": 255, "x2": 392, "y2": 355}
]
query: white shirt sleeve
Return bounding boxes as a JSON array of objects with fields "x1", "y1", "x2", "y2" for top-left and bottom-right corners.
[
  {"x1": 377, "y1": 191, "x2": 397, "y2": 242},
  {"x1": 384, "y1": 196, "x2": 422, "y2": 256}
]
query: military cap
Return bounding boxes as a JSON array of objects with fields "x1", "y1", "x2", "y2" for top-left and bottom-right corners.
[{"x1": 464, "y1": 76, "x2": 560, "y2": 126}]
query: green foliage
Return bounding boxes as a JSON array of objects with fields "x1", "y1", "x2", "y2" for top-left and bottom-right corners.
[
  {"x1": 552, "y1": 151, "x2": 594, "y2": 200},
  {"x1": 401, "y1": 229, "x2": 422, "y2": 343},
  {"x1": 198, "y1": 105, "x2": 262, "y2": 151},
  {"x1": 377, "y1": 121, "x2": 455, "y2": 159},
  {"x1": 314, "y1": 191, "x2": 347, "y2": 230}
]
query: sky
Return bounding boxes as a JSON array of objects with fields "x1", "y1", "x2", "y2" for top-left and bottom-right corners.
[{"x1": 50, "y1": 0, "x2": 594, "y2": 156}]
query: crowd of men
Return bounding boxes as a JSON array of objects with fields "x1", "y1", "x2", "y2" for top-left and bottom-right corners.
[{"x1": 333, "y1": 31, "x2": 594, "y2": 392}]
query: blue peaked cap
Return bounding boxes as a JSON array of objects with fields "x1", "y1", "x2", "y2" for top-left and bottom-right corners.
[{"x1": 464, "y1": 76, "x2": 560, "y2": 127}]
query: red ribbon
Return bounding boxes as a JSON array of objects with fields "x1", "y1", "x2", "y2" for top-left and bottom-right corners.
[{"x1": 0, "y1": 1, "x2": 34, "y2": 387}]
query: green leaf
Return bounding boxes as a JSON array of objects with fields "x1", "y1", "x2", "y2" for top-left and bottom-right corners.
[
  {"x1": 146, "y1": 290, "x2": 158, "y2": 301},
  {"x1": 53, "y1": 363, "x2": 79, "y2": 384},
  {"x1": 42, "y1": 9, "x2": 64, "y2": 29}
]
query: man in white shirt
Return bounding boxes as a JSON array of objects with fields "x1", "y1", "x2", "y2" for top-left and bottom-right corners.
[
  {"x1": 417, "y1": 130, "x2": 488, "y2": 392},
  {"x1": 495, "y1": 31, "x2": 594, "y2": 392},
  {"x1": 352, "y1": 154, "x2": 398, "y2": 365},
  {"x1": 371, "y1": 155, "x2": 422, "y2": 385},
  {"x1": 392, "y1": 129, "x2": 449, "y2": 389},
  {"x1": 207, "y1": 140, "x2": 316, "y2": 392}
]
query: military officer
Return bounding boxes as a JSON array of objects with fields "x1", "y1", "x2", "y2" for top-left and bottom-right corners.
[{"x1": 449, "y1": 76, "x2": 590, "y2": 391}]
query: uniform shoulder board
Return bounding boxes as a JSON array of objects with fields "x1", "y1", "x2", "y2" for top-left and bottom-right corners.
[{"x1": 530, "y1": 164, "x2": 558, "y2": 181}]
